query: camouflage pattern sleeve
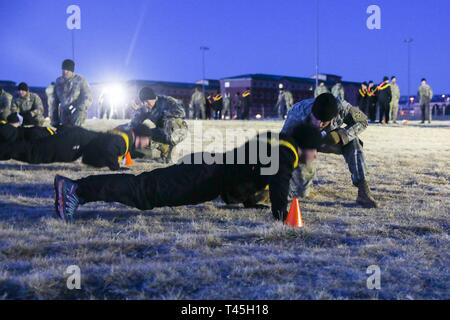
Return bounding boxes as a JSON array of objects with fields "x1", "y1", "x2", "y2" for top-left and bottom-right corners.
[
  {"x1": 10, "y1": 97, "x2": 19, "y2": 113},
  {"x1": 32, "y1": 94, "x2": 44, "y2": 117},
  {"x1": 130, "y1": 107, "x2": 150, "y2": 128},
  {"x1": 73, "y1": 77, "x2": 93, "y2": 112},
  {"x1": 338, "y1": 100, "x2": 368, "y2": 145}
]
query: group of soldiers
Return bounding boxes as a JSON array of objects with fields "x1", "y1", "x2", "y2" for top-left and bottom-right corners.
[
  {"x1": 189, "y1": 86, "x2": 252, "y2": 120},
  {"x1": 357, "y1": 77, "x2": 434, "y2": 124}
]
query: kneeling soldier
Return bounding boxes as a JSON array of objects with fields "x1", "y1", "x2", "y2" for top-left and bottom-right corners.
[
  {"x1": 54, "y1": 125, "x2": 323, "y2": 222},
  {"x1": 126, "y1": 87, "x2": 188, "y2": 163}
]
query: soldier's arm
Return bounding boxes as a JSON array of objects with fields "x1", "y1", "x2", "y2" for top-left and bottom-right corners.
[
  {"x1": 338, "y1": 100, "x2": 368, "y2": 145},
  {"x1": 129, "y1": 107, "x2": 149, "y2": 128},
  {"x1": 269, "y1": 147, "x2": 296, "y2": 221},
  {"x1": 74, "y1": 78, "x2": 93, "y2": 111},
  {"x1": 32, "y1": 95, "x2": 44, "y2": 116},
  {"x1": 10, "y1": 99, "x2": 19, "y2": 113}
]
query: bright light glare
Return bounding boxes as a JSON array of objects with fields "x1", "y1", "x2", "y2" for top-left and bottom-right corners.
[{"x1": 102, "y1": 84, "x2": 127, "y2": 105}]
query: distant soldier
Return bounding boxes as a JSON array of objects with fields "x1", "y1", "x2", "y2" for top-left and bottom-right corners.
[
  {"x1": 189, "y1": 86, "x2": 206, "y2": 120},
  {"x1": 377, "y1": 76, "x2": 392, "y2": 124},
  {"x1": 240, "y1": 88, "x2": 252, "y2": 120},
  {"x1": 45, "y1": 82, "x2": 55, "y2": 123},
  {"x1": 331, "y1": 81, "x2": 345, "y2": 102},
  {"x1": 212, "y1": 91, "x2": 223, "y2": 120},
  {"x1": 367, "y1": 81, "x2": 378, "y2": 123},
  {"x1": 275, "y1": 84, "x2": 294, "y2": 119},
  {"x1": 418, "y1": 78, "x2": 434, "y2": 124},
  {"x1": 126, "y1": 87, "x2": 188, "y2": 163},
  {"x1": 51, "y1": 59, "x2": 93, "y2": 127},
  {"x1": 98, "y1": 92, "x2": 113, "y2": 120},
  {"x1": 11, "y1": 82, "x2": 45, "y2": 126},
  {"x1": 222, "y1": 91, "x2": 231, "y2": 119},
  {"x1": 234, "y1": 92, "x2": 242, "y2": 119},
  {"x1": 389, "y1": 76, "x2": 401, "y2": 124},
  {"x1": 314, "y1": 82, "x2": 329, "y2": 98},
  {"x1": 0, "y1": 86, "x2": 13, "y2": 121},
  {"x1": 357, "y1": 82, "x2": 368, "y2": 115}
]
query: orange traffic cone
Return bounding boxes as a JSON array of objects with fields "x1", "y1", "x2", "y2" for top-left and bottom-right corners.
[
  {"x1": 284, "y1": 197, "x2": 304, "y2": 228},
  {"x1": 125, "y1": 152, "x2": 134, "y2": 166}
]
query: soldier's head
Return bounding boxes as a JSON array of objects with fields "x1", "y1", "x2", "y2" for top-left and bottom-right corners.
[
  {"x1": 362, "y1": 82, "x2": 368, "y2": 89},
  {"x1": 391, "y1": 76, "x2": 397, "y2": 84},
  {"x1": 139, "y1": 87, "x2": 157, "y2": 109},
  {"x1": 319, "y1": 82, "x2": 325, "y2": 87},
  {"x1": 291, "y1": 124, "x2": 323, "y2": 150},
  {"x1": 421, "y1": 78, "x2": 427, "y2": 85},
  {"x1": 311, "y1": 93, "x2": 338, "y2": 129},
  {"x1": 17, "y1": 82, "x2": 29, "y2": 98},
  {"x1": 7, "y1": 113, "x2": 23, "y2": 128},
  {"x1": 368, "y1": 81, "x2": 374, "y2": 88},
  {"x1": 62, "y1": 59, "x2": 75, "y2": 79},
  {"x1": 383, "y1": 76, "x2": 389, "y2": 82},
  {"x1": 279, "y1": 83, "x2": 285, "y2": 91}
]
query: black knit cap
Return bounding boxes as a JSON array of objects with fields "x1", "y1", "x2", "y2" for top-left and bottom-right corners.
[
  {"x1": 362, "y1": 82, "x2": 368, "y2": 86},
  {"x1": 312, "y1": 93, "x2": 338, "y2": 122},
  {"x1": 18, "y1": 82, "x2": 29, "y2": 92},
  {"x1": 7, "y1": 113, "x2": 21, "y2": 124},
  {"x1": 62, "y1": 59, "x2": 75, "y2": 72},
  {"x1": 139, "y1": 87, "x2": 157, "y2": 102},
  {"x1": 291, "y1": 124, "x2": 323, "y2": 150}
]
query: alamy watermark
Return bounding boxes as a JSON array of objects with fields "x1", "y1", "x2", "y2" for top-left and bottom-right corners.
[
  {"x1": 366, "y1": 265, "x2": 381, "y2": 290},
  {"x1": 173, "y1": 122, "x2": 281, "y2": 176},
  {"x1": 65, "y1": 265, "x2": 81, "y2": 290}
]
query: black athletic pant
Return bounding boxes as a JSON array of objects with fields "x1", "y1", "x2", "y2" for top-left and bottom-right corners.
[
  {"x1": 7, "y1": 127, "x2": 97, "y2": 164},
  {"x1": 76, "y1": 164, "x2": 225, "y2": 210},
  {"x1": 378, "y1": 101, "x2": 390, "y2": 123},
  {"x1": 368, "y1": 102, "x2": 377, "y2": 122}
]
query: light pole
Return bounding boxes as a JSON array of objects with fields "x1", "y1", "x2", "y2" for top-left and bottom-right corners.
[
  {"x1": 200, "y1": 46, "x2": 210, "y2": 96},
  {"x1": 315, "y1": 0, "x2": 320, "y2": 89},
  {"x1": 404, "y1": 38, "x2": 413, "y2": 100}
]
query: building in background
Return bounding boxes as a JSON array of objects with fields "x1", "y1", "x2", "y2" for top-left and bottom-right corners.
[{"x1": 220, "y1": 73, "x2": 360, "y2": 118}]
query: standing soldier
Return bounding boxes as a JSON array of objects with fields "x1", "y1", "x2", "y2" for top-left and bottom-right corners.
[
  {"x1": 418, "y1": 78, "x2": 434, "y2": 124},
  {"x1": 12, "y1": 82, "x2": 45, "y2": 126},
  {"x1": 189, "y1": 86, "x2": 206, "y2": 120},
  {"x1": 367, "y1": 81, "x2": 378, "y2": 123},
  {"x1": 45, "y1": 82, "x2": 55, "y2": 123},
  {"x1": 314, "y1": 82, "x2": 329, "y2": 98},
  {"x1": 212, "y1": 91, "x2": 223, "y2": 120},
  {"x1": 275, "y1": 84, "x2": 294, "y2": 119},
  {"x1": 357, "y1": 82, "x2": 368, "y2": 115},
  {"x1": 234, "y1": 92, "x2": 242, "y2": 119},
  {"x1": 0, "y1": 86, "x2": 13, "y2": 121},
  {"x1": 51, "y1": 59, "x2": 92, "y2": 127},
  {"x1": 98, "y1": 92, "x2": 113, "y2": 120},
  {"x1": 331, "y1": 81, "x2": 345, "y2": 102},
  {"x1": 389, "y1": 76, "x2": 401, "y2": 124},
  {"x1": 222, "y1": 91, "x2": 231, "y2": 119},
  {"x1": 240, "y1": 88, "x2": 251, "y2": 120},
  {"x1": 377, "y1": 77, "x2": 392, "y2": 124},
  {"x1": 126, "y1": 87, "x2": 188, "y2": 163}
]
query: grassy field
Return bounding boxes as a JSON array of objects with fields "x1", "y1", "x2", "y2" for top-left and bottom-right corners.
[{"x1": 0, "y1": 119, "x2": 449, "y2": 300}]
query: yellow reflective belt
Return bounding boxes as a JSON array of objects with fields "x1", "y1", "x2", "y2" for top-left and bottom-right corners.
[
  {"x1": 46, "y1": 127, "x2": 55, "y2": 135},
  {"x1": 268, "y1": 139, "x2": 299, "y2": 169},
  {"x1": 0, "y1": 120, "x2": 6, "y2": 125},
  {"x1": 111, "y1": 130, "x2": 130, "y2": 163},
  {"x1": 242, "y1": 91, "x2": 251, "y2": 97}
]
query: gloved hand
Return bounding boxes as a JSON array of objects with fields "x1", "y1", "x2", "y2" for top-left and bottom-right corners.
[{"x1": 325, "y1": 131, "x2": 342, "y2": 145}]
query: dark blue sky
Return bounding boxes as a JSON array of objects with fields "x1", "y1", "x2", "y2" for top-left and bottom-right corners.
[{"x1": 0, "y1": 0, "x2": 449, "y2": 93}]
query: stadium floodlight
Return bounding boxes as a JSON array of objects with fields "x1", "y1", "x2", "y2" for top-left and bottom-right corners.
[{"x1": 103, "y1": 83, "x2": 127, "y2": 105}]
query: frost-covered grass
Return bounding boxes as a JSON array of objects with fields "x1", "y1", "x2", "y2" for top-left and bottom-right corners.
[{"x1": 0, "y1": 120, "x2": 449, "y2": 299}]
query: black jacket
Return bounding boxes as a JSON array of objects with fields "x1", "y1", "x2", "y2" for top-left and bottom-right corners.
[
  {"x1": 377, "y1": 81, "x2": 392, "y2": 104},
  {"x1": 180, "y1": 132, "x2": 299, "y2": 220}
]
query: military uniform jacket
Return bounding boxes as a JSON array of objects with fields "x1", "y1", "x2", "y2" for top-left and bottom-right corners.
[
  {"x1": 390, "y1": 83, "x2": 401, "y2": 103},
  {"x1": 0, "y1": 90, "x2": 12, "y2": 111},
  {"x1": 282, "y1": 98, "x2": 368, "y2": 146},
  {"x1": 12, "y1": 92, "x2": 44, "y2": 116},
  {"x1": 418, "y1": 84, "x2": 433, "y2": 105},
  {"x1": 53, "y1": 74, "x2": 93, "y2": 112}
]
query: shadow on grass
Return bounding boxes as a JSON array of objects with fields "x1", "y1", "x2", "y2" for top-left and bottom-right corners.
[
  {"x1": 0, "y1": 200, "x2": 52, "y2": 221},
  {"x1": 0, "y1": 162, "x2": 81, "y2": 172}
]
